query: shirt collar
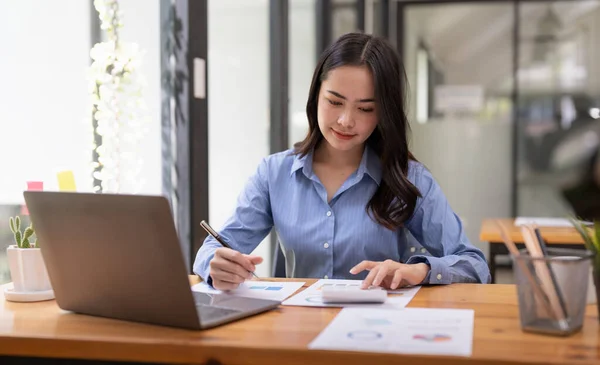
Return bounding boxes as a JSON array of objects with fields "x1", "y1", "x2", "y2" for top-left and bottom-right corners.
[
  {"x1": 290, "y1": 150, "x2": 310, "y2": 176},
  {"x1": 358, "y1": 145, "x2": 382, "y2": 186},
  {"x1": 290, "y1": 145, "x2": 382, "y2": 186}
]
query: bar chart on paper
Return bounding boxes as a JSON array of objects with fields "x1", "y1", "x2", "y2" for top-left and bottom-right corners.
[
  {"x1": 282, "y1": 279, "x2": 420, "y2": 308},
  {"x1": 192, "y1": 281, "x2": 305, "y2": 301}
]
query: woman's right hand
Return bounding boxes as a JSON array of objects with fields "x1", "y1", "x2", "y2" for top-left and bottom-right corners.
[{"x1": 209, "y1": 248, "x2": 263, "y2": 290}]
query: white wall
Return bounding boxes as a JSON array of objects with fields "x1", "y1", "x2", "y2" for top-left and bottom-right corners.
[
  {"x1": 410, "y1": 121, "x2": 512, "y2": 255},
  {"x1": 289, "y1": 0, "x2": 315, "y2": 146},
  {"x1": 208, "y1": 0, "x2": 271, "y2": 276},
  {"x1": 404, "y1": 7, "x2": 420, "y2": 123},
  {"x1": 118, "y1": 0, "x2": 162, "y2": 195},
  {"x1": 0, "y1": 0, "x2": 92, "y2": 203},
  {"x1": 0, "y1": 0, "x2": 162, "y2": 202}
]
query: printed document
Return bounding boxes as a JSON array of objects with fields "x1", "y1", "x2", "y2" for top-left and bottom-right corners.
[
  {"x1": 514, "y1": 217, "x2": 592, "y2": 227},
  {"x1": 282, "y1": 279, "x2": 420, "y2": 308},
  {"x1": 309, "y1": 307, "x2": 474, "y2": 357},
  {"x1": 192, "y1": 281, "x2": 305, "y2": 302}
]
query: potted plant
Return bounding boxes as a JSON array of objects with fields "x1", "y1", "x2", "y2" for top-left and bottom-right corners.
[
  {"x1": 571, "y1": 219, "x2": 600, "y2": 316},
  {"x1": 5, "y1": 216, "x2": 53, "y2": 301}
]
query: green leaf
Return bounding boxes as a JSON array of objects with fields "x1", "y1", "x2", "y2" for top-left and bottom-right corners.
[
  {"x1": 15, "y1": 216, "x2": 21, "y2": 230},
  {"x1": 594, "y1": 221, "x2": 600, "y2": 252},
  {"x1": 570, "y1": 217, "x2": 595, "y2": 252},
  {"x1": 9, "y1": 217, "x2": 15, "y2": 233},
  {"x1": 23, "y1": 227, "x2": 34, "y2": 241},
  {"x1": 14, "y1": 230, "x2": 22, "y2": 247},
  {"x1": 21, "y1": 238, "x2": 30, "y2": 249}
]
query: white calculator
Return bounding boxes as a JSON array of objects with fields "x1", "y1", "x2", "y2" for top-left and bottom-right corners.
[{"x1": 320, "y1": 286, "x2": 387, "y2": 303}]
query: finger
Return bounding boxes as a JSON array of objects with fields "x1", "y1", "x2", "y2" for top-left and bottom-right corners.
[
  {"x1": 211, "y1": 268, "x2": 248, "y2": 284},
  {"x1": 391, "y1": 269, "x2": 404, "y2": 289},
  {"x1": 217, "y1": 249, "x2": 255, "y2": 272},
  {"x1": 350, "y1": 260, "x2": 377, "y2": 275},
  {"x1": 361, "y1": 266, "x2": 380, "y2": 289},
  {"x1": 212, "y1": 279, "x2": 240, "y2": 291},
  {"x1": 244, "y1": 254, "x2": 264, "y2": 267},
  {"x1": 372, "y1": 264, "x2": 390, "y2": 287},
  {"x1": 211, "y1": 257, "x2": 254, "y2": 280}
]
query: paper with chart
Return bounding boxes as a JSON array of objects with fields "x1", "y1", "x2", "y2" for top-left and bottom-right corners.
[
  {"x1": 282, "y1": 279, "x2": 420, "y2": 308},
  {"x1": 514, "y1": 217, "x2": 592, "y2": 227},
  {"x1": 192, "y1": 281, "x2": 305, "y2": 301},
  {"x1": 309, "y1": 307, "x2": 474, "y2": 357}
]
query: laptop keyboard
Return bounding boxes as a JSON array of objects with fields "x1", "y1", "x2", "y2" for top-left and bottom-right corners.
[{"x1": 196, "y1": 303, "x2": 242, "y2": 318}]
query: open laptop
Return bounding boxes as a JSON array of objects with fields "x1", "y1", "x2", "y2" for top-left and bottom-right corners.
[{"x1": 23, "y1": 191, "x2": 280, "y2": 330}]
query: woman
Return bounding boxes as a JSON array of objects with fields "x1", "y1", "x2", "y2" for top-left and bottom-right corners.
[{"x1": 193, "y1": 33, "x2": 490, "y2": 290}]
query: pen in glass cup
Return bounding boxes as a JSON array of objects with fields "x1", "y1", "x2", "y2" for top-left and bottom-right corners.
[{"x1": 199, "y1": 220, "x2": 260, "y2": 279}]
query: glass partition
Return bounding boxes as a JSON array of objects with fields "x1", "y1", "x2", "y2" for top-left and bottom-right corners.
[
  {"x1": 516, "y1": 0, "x2": 600, "y2": 220},
  {"x1": 403, "y1": 2, "x2": 514, "y2": 256}
]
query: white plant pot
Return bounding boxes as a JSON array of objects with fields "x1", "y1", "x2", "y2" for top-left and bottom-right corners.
[{"x1": 6, "y1": 245, "x2": 52, "y2": 293}]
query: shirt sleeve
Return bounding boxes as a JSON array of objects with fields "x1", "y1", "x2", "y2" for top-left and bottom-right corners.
[
  {"x1": 404, "y1": 164, "x2": 491, "y2": 284},
  {"x1": 192, "y1": 157, "x2": 274, "y2": 283}
]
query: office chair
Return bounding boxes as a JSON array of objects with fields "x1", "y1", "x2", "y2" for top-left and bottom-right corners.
[{"x1": 271, "y1": 241, "x2": 287, "y2": 278}]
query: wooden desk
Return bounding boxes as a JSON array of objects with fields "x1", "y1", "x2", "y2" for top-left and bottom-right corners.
[
  {"x1": 480, "y1": 218, "x2": 586, "y2": 283},
  {"x1": 1, "y1": 277, "x2": 599, "y2": 365}
]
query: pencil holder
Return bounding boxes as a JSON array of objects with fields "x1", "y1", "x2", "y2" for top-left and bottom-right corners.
[{"x1": 512, "y1": 248, "x2": 593, "y2": 336}]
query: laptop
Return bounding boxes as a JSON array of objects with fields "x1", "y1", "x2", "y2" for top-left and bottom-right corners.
[{"x1": 23, "y1": 191, "x2": 281, "y2": 330}]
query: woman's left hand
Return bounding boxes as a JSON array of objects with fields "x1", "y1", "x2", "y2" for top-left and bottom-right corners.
[{"x1": 349, "y1": 260, "x2": 430, "y2": 289}]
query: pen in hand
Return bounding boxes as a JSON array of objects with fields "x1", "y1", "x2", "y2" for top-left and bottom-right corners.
[{"x1": 199, "y1": 220, "x2": 260, "y2": 279}]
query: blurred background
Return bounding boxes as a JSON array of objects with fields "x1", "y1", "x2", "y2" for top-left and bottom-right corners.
[{"x1": 1, "y1": 0, "x2": 599, "y2": 283}]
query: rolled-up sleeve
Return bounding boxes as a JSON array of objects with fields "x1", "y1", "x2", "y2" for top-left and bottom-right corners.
[
  {"x1": 192, "y1": 158, "x2": 274, "y2": 282},
  {"x1": 404, "y1": 164, "x2": 491, "y2": 284}
]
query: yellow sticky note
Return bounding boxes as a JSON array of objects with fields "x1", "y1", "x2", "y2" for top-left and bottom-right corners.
[{"x1": 57, "y1": 171, "x2": 77, "y2": 191}]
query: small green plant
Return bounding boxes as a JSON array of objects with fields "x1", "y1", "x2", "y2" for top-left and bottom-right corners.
[
  {"x1": 570, "y1": 218, "x2": 600, "y2": 268},
  {"x1": 8, "y1": 216, "x2": 38, "y2": 249}
]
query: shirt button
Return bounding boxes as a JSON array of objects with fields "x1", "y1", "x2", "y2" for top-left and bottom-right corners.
[
  {"x1": 436, "y1": 274, "x2": 442, "y2": 281},
  {"x1": 324, "y1": 275, "x2": 329, "y2": 279},
  {"x1": 421, "y1": 248, "x2": 427, "y2": 253},
  {"x1": 410, "y1": 247, "x2": 416, "y2": 253},
  {"x1": 324, "y1": 242, "x2": 329, "y2": 249},
  {"x1": 326, "y1": 211, "x2": 332, "y2": 217}
]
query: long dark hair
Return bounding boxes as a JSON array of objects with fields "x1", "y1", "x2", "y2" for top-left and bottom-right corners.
[{"x1": 294, "y1": 32, "x2": 421, "y2": 230}]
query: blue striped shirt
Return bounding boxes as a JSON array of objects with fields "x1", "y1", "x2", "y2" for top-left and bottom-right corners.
[{"x1": 193, "y1": 147, "x2": 491, "y2": 285}]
